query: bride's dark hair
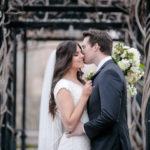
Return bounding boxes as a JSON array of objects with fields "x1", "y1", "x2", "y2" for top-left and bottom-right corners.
[{"x1": 49, "y1": 41, "x2": 85, "y2": 118}]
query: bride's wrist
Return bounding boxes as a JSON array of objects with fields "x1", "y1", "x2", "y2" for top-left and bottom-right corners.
[{"x1": 81, "y1": 94, "x2": 88, "y2": 102}]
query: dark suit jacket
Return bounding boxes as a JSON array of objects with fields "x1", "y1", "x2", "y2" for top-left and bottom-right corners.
[{"x1": 84, "y1": 60, "x2": 132, "y2": 150}]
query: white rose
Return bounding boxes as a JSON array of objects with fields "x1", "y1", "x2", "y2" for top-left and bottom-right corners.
[
  {"x1": 123, "y1": 46, "x2": 130, "y2": 49},
  {"x1": 127, "y1": 84, "x2": 137, "y2": 96},
  {"x1": 118, "y1": 59, "x2": 130, "y2": 71},
  {"x1": 128, "y1": 48, "x2": 140, "y2": 61},
  {"x1": 126, "y1": 75, "x2": 134, "y2": 83},
  {"x1": 128, "y1": 48, "x2": 137, "y2": 54},
  {"x1": 121, "y1": 51, "x2": 127, "y2": 58}
]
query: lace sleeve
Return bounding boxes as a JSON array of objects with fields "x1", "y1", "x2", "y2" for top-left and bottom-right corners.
[{"x1": 54, "y1": 79, "x2": 71, "y2": 101}]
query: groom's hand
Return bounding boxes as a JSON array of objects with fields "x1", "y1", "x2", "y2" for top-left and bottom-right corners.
[{"x1": 66, "y1": 122, "x2": 84, "y2": 138}]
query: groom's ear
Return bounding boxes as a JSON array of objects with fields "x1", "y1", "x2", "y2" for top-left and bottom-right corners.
[{"x1": 94, "y1": 43, "x2": 100, "y2": 52}]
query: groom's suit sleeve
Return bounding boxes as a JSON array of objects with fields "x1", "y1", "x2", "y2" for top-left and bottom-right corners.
[{"x1": 84, "y1": 70, "x2": 123, "y2": 139}]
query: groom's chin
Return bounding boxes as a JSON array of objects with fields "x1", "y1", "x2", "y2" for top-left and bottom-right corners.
[
  {"x1": 83, "y1": 60, "x2": 88, "y2": 64},
  {"x1": 84, "y1": 60, "x2": 90, "y2": 64}
]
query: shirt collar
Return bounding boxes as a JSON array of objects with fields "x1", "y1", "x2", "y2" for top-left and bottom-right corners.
[{"x1": 96, "y1": 56, "x2": 112, "y2": 72}]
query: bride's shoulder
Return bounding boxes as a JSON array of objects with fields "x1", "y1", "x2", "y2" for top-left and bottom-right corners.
[
  {"x1": 53, "y1": 79, "x2": 71, "y2": 98},
  {"x1": 54, "y1": 79, "x2": 71, "y2": 92},
  {"x1": 55, "y1": 79, "x2": 69, "y2": 87}
]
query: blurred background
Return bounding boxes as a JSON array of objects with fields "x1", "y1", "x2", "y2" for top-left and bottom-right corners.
[{"x1": 0, "y1": 0, "x2": 150, "y2": 150}]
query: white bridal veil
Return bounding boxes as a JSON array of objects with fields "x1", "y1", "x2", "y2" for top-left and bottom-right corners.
[{"x1": 38, "y1": 50, "x2": 63, "y2": 150}]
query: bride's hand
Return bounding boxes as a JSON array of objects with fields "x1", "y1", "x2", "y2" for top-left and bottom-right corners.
[{"x1": 82, "y1": 80, "x2": 92, "y2": 99}]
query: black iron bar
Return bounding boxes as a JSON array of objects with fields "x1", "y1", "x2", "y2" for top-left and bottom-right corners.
[
  {"x1": 7, "y1": 21, "x2": 127, "y2": 30},
  {"x1": 15, "y1": 5, "x2": 129, "y2": 14},
  {"x1": 12, "y1": 29, "x2": 17, "y2": 150},
  {"x1": 21, "y1": 29, "x2": 27, "y2": 150},
  {"x1": 26, "y1": 36, "x2": 125, "y2": 42}
]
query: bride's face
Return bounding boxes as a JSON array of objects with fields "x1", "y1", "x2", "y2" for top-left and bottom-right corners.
[{"x1": 71, "y1": 46, "x2": 84, "y2": 69}]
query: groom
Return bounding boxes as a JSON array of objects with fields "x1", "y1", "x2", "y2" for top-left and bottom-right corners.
[{"x1": 68, "y1": 30, "x2": 132, "y2": 150}]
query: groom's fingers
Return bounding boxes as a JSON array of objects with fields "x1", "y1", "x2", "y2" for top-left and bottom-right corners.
[
  {"x1": 66, "y1": 133, "x2": 71, "y2": 138},
  {"x1": 66, "y1": 131, "x2": 79, "y2": 138},
  {"x1": 66, "y1": 132, "x2": 74, "y2": 138}
]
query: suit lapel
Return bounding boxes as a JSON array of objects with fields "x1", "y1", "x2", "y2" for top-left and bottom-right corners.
[
  {"x1": 91, "y1": 59, "x2": 114, "y2": 81},
  {"x1": 87, "y1": 59, "x2": 114, "y2": 114}
]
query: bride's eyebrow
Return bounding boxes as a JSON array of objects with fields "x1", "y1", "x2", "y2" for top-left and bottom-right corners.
[{"x1": 74, "y1": 51, "x2": 79, "y2": 55}]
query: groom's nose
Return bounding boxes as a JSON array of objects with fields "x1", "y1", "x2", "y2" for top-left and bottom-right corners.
[
  {"x1": 80, "y1": 53, "x2": 84, "y2": 58},
  {"x1": 82, "y1": 49, "x2": 85, "y2": 55}
]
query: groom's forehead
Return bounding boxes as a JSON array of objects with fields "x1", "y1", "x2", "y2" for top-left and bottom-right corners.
[
  {"x1": 82, "y1": 37, "x2": 90, "y2": 45},
  {"x1": 84, "y1": 36, "x2": 90, "y2": 42}
]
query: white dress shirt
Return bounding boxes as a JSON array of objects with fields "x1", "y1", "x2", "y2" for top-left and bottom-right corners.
[
  {"x1": 82, "y1": 56, "x2": 112, "y2": 134},
  {"x1": 96, "y1": 56, "x2": 112, "y2": 72}
]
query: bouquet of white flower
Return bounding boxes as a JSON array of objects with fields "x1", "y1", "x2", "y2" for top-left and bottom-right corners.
[{"x1": 112, "y1": 43, "x2": 144, "y2": 96}]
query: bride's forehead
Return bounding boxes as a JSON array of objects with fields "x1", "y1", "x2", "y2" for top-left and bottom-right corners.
[{"x1": 76, "y1": 46, "x2": 82, "y2": 52}]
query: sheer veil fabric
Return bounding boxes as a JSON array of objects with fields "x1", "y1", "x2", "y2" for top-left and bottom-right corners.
[{"x1": 38, "y1": 50, "x2": 63, "y2": 150}]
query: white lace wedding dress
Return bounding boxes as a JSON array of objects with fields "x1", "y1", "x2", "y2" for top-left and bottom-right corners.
[{"x1": 54, "y1": 79, "x2": 91, "y2": 150}]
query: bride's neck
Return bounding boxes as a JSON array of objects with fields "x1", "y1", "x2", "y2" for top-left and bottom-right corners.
[{"x1": 63, "y1": 68, "x2": 78, "y2": 81}]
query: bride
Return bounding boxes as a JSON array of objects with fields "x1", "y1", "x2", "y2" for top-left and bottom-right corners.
[{"x1": 38, "y1": 41, "x2": 92, "y2": 150}]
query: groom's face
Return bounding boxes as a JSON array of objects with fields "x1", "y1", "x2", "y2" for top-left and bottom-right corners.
[{"x1": 82, "y1": 36, "x2": 94, "y2": 64}]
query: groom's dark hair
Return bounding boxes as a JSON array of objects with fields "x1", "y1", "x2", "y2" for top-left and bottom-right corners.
[{"x1": 83, "y1": 29, "x2": 112, "y2": 55}]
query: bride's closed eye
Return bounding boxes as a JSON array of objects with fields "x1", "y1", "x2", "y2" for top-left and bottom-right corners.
[{"x1": 74, "y1": 52, "x2": 79, "y2": 56}]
